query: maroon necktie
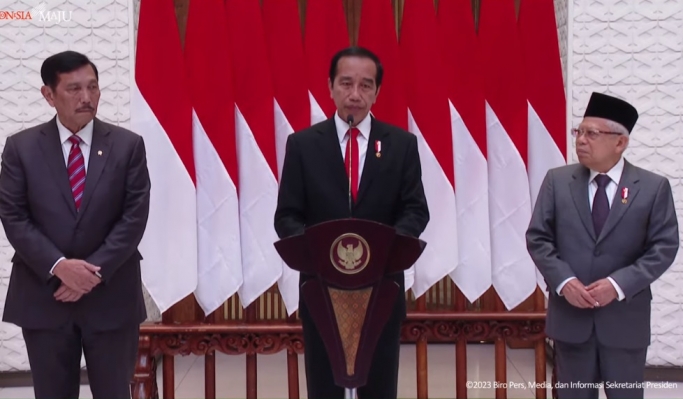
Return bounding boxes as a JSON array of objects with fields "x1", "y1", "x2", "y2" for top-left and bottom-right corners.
[
  {"x1": 67, "y1": 135, "x2": 86, "y2": 210},
  {"x1": 344, "y1": 128, "x2": 360, "y2": 202},
  {"x1": 592, "y1": 174, "x2": 611, "y2": 236}
]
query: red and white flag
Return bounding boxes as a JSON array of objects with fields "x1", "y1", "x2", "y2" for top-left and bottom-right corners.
[
  {"x1": 262, "y1": 0, "x2": 311, "y2": 315},
  {"x1": 225, "y1": 0, "x2": 282, "y2": 307},
  {"x1": 357, "y1": 0, "x2": 407, "y2": 130},
  {"x1": 400, "y1": 0, "x2": 459, "y2": 297},
  {"x1": 438, "y1": 0, "x2": 491, "y2": 303},
  {"x1": 520, "y1": 0, "x2": 567, "y2": 293},
  {"x1": 479, "y1": 0, "x2": 537, "y2": 309},
  {"x1": 185, "y1": 0, "x2": 242, "y2": 315},
  {"x1": 131, "y1": 0, "x2": 197, "y2": 312},
  {"x1": 520, "y1": 0, "x2": 567, "y2": 206},
  {"x1": 304, "y1": 0, "x2": 348, "y2": 124},
  {"x1": 357, "y1": 0, "x2": 411, "y2": 287}
]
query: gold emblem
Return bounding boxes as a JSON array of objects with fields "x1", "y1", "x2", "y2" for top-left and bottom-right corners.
[
  {"x1": 330, "y1": 233, "x2": 370, "y2": 274},
  {"x1": 97, "y1": 150, "x2": 102, "y2": 156}
]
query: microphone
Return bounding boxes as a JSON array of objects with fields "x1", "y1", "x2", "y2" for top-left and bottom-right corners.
[{"x1": 346, "y1": 114, "x2": 354, "y2": 214}]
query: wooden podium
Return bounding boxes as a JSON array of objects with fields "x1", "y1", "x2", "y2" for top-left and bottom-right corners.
[{"x1": 274, "y1": 219, "x2": 426, "y2": 397}]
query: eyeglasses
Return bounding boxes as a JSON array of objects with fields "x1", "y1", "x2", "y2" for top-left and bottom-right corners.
[{"x1": 571, "y1": 128, "x2": 623, "y2": 140}]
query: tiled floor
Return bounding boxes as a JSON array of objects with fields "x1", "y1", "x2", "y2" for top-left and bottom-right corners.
[{"x1": 0, "y1": 344, "x2": 680, "y2": 398}]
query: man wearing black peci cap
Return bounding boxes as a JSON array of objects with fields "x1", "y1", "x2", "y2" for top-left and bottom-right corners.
[{"x1": 526, "y1": 92, "x2": 678, "y2": 399}]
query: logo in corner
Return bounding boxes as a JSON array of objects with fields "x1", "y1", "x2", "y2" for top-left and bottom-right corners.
[{"x1": 330, "y1": 233, "x2": 370, "y2": 275}]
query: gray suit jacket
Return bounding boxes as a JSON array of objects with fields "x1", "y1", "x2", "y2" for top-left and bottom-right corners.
[
  {"x1": 0, "y1": 117, "x2": 151, "y2": 332},
  {"x1": 526, "y1": 160, "x2": 678, "y2": 349}
]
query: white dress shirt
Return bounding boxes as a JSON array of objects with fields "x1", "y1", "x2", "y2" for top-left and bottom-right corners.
[
  {"x1": 49, "y1": 117, "x2": 94, "y2": 275},
  {"x1": 556, "y1": 157, "x2": 626, "y2": 301},
  {"x1": 335, "y1": 111, "x2": 371, "y2": 182}
]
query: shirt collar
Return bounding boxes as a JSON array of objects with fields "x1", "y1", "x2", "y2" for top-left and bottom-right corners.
[
  {"x1": 56, "y1": 116, "x2": 94, "y2": 146},
  {"x1": 589, "y1": 157, "x2": 625, "y2": 185},
  {"x1": 334, "y1": 111, "x2": 371, "y2": 142}
]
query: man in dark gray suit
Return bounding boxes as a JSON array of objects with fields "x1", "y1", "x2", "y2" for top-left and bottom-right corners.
[
  {"x1": 526, "y1": 92, "x2": 679, "y2": 399},
  {"x1": 0, "y1": 51, "x2": 150, "y2": 398}
]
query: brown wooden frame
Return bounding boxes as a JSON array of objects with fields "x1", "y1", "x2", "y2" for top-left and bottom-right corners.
[{"x1": 133, "y1": 311, "x2": 550, "y2": 399}]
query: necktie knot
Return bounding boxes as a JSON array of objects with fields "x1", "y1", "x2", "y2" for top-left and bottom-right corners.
[
  {"x1": 348, "y1": 127, "x2": 360, "y2": 141},
  {"x1": 594, "y1": 174, "x2": 611, "y2": 189},
  {"x1": 68, "y1": 135, "x2": 82, "y2": 146}
]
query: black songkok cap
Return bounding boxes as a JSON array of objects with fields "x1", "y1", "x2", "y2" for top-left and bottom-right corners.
[{"x1": 583, "y1": 92, "x2": 639, "y2": 133}]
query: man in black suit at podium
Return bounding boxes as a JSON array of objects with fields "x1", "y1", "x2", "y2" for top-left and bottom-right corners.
[{"x1": 274, "y1": 46, "x2": 429, "y2": 399}]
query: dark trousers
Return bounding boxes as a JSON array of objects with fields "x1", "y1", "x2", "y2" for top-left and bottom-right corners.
[
  {"x1": 554, "y1": 333, "x2": 647, "y2": 399},
  {"x1": 300, "y1": 298, "x2": 404, "y2": 399},
  {"x1": 23, "y1": 321, "x2": 139, "y2": 399}
]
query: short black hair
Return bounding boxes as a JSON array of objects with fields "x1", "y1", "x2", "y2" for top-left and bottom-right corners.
[
  {"x1": 40, "y1": 51, "x2": 99, "y2": 90},
  {"x1": 329, "y1": 46, "x2": 383, "y2": 89}
]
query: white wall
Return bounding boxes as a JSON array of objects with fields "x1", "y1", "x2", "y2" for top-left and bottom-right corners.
[{"x1": 569, "y1": 0, "x2": 683, "y2": 366}]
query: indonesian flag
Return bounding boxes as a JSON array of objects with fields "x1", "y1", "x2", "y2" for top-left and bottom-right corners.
[
  {"x1": 304, "y1": 0, "x2": 348, "y2": 124},
  {"x1": 479, "y1": 0, "x2": 537, "y2": 310},
  {"x1": 262, "y1": 0, "x2": 310, "y2": 315},
  {"x1": 438, "y1": 0, "x2": 492, "y2": 303},
  {"x1": 520, "y1": 0, "x2": 566, "y2": 207},
  {"x1": 400, "y1": 0, "x2": 459, "y2": 298},
  {"x1": 225, "y1": 0, "x2": 282, "y2": 307},
  {"x1": 357, "y1": 0, "x2": 411, "y2": 288},
  {"x1": 520, "y1": 0, "x2": 567, "y2": 293},
  {"x1": 357, "y1": 0, "x2": 407, "y2": 130},
  {"x1": 131, "y1": 0, "x2": 197, "y2": 312},
  {"x1": 185, "y1": 0, "x2": 242, "y2": 315}
]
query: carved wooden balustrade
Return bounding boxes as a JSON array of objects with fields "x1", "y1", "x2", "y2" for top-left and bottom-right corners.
[{"x1": 132, "y1": 280, "x2": 553, "y2": 399}]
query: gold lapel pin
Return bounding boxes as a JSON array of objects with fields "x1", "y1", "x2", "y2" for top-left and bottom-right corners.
[{"x1": 97, "y1": 150, "x2": 102, "y2": 156}]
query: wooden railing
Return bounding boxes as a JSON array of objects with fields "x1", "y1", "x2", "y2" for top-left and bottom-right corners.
[{"x1": 132, "y1": 280, "x2": 554, "y2": 399}]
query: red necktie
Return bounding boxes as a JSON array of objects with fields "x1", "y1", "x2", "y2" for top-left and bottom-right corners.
[
  {"x1": 67, "y1": 135, "x2": 86, "y2": 210},
  {"x1": 344, "y1": 128, "x2": 360, "y2": 202}
]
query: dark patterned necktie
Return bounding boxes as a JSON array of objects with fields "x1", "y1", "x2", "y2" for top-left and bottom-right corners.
[
  {"x1": 592, "y1": 174, "x2": 611, "y2": 236},
  {"x1": 67, "y1": 135, "x2": 86, "y2": 210}
]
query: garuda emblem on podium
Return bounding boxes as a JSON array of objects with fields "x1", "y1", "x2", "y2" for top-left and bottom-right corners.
[{"x1": 330, "y1": 233, "x2": 370, "y2": 274}]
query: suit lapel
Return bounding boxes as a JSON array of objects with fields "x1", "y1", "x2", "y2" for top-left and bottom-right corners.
[
  {"x1": 569, "y1": 165, "x2": 596, "y2": 241},
  {"x1": 356, "y1": 118, "x2": 389, "y2": 206},
  {"x1": 596, "y1": 160, "x2": 640, "y2": 244},
  {"x1": 39, "y1": 118, "x2": 77, "y2": 217},
  {"x1": 76, "y1": 119, "x2": 112, "y2": 221},
  {"x1": 316, "y1": 118, "x2": 349, "y2": 197}
]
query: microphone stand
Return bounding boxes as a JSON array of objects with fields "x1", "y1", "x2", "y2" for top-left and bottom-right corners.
[
  {"x1": 345, "y1": 114, "x2": 356, "y2": 398},
  {"x1": 346, "y1": 114, "x2": 354, "y2": 216}
]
